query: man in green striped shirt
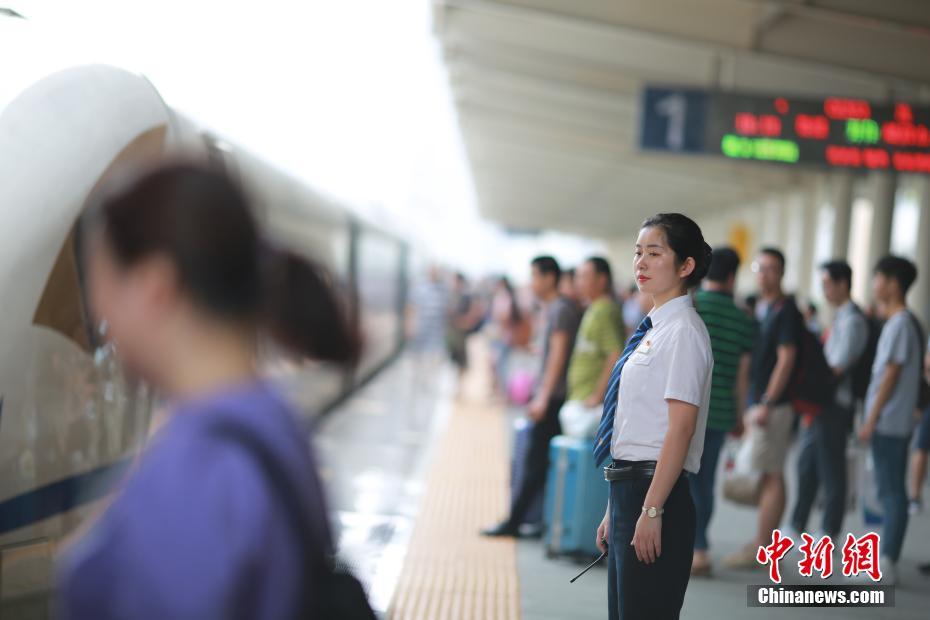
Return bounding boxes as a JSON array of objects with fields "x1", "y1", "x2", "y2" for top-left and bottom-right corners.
[{"x1": 689, "y1": 247, "x2": 757, "y2": 576}]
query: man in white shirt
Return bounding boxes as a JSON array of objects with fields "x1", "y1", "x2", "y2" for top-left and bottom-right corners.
[{"x1": 789, "y1": 260, "x2": 867, "y2": 541}]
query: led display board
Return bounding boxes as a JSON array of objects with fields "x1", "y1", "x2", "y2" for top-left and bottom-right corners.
[{"x1": 640, "y1": 86, "x2": 930, "y2": 174}]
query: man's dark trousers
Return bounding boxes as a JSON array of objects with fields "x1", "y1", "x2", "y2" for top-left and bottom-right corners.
[
  {"x1": 506, "y1": 397, "x2": 564, "y2": 527},
  {"x1": 790, "y1": 404, "x2": 852, "y2": 537}
]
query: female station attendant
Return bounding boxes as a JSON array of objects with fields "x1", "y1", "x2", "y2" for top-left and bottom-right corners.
[{"x1": 593, "y1": 213, "x2": 714, "y2": 619}]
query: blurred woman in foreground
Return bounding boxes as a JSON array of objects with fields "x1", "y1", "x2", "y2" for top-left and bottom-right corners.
[{"x1": 57, "y1": 164, "x2": 360, "y2": 619}]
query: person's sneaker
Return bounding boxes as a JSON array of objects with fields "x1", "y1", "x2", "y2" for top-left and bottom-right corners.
[
  {"x1": 480, "y1": 521, "x2": 520, "y2": 538},
  {"x1": 691, "y1": 560, "x2": 713, "y2": 577},
  {"x1": 691, "y1": 554, "x2": 712, "y2": 577},
  {"x1": 909, "y1": 499, "x2": 922, "y2": 516},
  {"x1": 880, "y1": 557, "x2": 897, "y2": 585},
  {"x1": 517, "y1": 522, "x2": 544, "y2": 539},
  {"x1": 724, "y1": 543, "x2": 763, "y2": 570},
  {"x1": 783, "y1": 525, "x2": 802, "y2": 540},
  {"x1": 782, "y1": 526, "x2": 804, "y2": 555}
]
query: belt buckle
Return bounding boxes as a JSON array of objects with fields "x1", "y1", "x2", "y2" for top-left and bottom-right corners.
[{"x1": 604, "y1": 464, "x2": 634, "y2": 482}]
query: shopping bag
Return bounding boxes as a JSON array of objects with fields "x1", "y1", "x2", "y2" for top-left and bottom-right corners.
[
  {"x1": 857, "y1": 443, "x2": 883, "y2": 526},
  {"x1": 721, "y1": 433, "x2": 762, "y2": 506},
  {"x1": 558, "y1": 400, "x2": 602, "y2": 438}
]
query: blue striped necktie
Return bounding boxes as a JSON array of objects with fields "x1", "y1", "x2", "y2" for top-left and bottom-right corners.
[{"x1": 593, "y1": 315, "x2": 653, "y2": 468}]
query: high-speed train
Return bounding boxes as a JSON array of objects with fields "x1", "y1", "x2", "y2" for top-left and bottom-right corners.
[{"x1": 0, "y1": 13, "x2": 408, "y2": 614}]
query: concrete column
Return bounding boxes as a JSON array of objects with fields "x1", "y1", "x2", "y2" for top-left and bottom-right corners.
[
  {"x1": 829, "y1": 172, "x2": 854, "y2": 261},
  {"x1": 866, "y1": 172, "x2": 896, "y2": 272},
  {"x1": 761, "y1": 195, "x2": 784, "y2": 248},
  {"x1": 910, "y1": 177, "x2": 930, "y2": 328},
  {"x1": 796, "y1": 187, "x2": 819, "y2": 300}
]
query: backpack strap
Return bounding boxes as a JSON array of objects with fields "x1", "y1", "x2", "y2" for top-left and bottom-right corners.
[
  {"x1": 211, "y1": 423, "x2": 326, "y2": 616},
  {"x1": 906, "y1": 311, "x2": 927, "y2": 353},
  {"x1": 904, "y1": 311, "x2": 930, "y2": 407}
]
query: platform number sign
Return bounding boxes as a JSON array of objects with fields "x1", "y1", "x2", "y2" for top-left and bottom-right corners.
[
  {"x1": 639, "y1": 87, "x2": 708, "y2": 154},
  {"x1": 639, "y1": 84, "x2": 930, "y2": 174}
]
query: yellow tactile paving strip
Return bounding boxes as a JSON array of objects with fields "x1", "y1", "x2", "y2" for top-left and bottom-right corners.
[{"x1": 387, "y1": 341, "x2": 520, "y2": 620}]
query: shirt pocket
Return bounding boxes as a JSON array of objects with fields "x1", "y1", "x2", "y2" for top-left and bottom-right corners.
[{"x1": 630, "y1": 350, "x2": 653, "y2": 366}]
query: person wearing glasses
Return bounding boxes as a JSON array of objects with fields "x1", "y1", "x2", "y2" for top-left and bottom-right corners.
[
  {"x1": 593, "y1": 213, "x2": 714, "y2": 620},
  {"x1": 724, "y1": 248, "x2": 801, "y2": 571}
]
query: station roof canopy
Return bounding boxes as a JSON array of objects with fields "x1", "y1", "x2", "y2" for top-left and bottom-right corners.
[{"x1": 433, "y1": 0, "x2": 930, "y2": 237}]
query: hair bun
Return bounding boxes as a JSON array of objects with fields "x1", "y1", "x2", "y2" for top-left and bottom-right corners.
[{"x1": 692, "y1": 241, "x2": 713, "y2": 283}]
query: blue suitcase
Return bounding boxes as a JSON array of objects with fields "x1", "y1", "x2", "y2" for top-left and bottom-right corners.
[{"x1": 543, "y1": 435, "x2": 609, "y2": 559}]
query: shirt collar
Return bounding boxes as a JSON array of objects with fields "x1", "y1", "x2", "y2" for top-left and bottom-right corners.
[
  {"x1": 836, "y1": 299, "x2": 855, "y2": 314},
  {"x1": 647, "y1": 294, "x2": 692, "y2": 327}
]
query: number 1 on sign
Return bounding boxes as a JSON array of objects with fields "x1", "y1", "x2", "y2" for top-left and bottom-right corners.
[{"x1": 656, "y1": 93, "x2": 687, "y2": 150}]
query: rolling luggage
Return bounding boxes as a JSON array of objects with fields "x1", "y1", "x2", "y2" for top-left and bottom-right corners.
[{"x1": 543, "y1": 435, "x2": 608, "y2": 560}]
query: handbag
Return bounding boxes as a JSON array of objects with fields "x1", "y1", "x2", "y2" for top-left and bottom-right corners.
[
  {"x1": 721, "y1": 433, "x2": 762, "y2": 507},
  {"x1": 213, "y1": 423, "x2": 377, "y2": 620}
]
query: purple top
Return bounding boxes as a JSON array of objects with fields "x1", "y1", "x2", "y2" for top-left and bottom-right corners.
[{"x1": 58, "y1": 381, "x2": 331, "y2": 620}]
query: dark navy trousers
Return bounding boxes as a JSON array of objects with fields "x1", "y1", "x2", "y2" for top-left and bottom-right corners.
[
  {"x1": 790, "y1": 405, "x2": 852, "y2": 538},
  {"x1": 608, "y1": 468, "x2": 695, "y2": 620}
]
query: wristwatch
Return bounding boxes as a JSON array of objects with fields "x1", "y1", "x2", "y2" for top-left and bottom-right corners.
[
  {"x1": 759, "y1": 394, "x2": 772, "y2": 406},
  {"x1": 642, "y1": 506, "x2": 664, "y2": 518}
]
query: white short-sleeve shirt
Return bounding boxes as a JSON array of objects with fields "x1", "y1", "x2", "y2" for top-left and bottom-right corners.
[{"x1": 611, "y1": 294, "x2": 714, "y2": 473}]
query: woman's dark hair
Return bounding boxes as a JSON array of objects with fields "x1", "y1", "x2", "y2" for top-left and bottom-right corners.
[
  {"x1": 640, "y1": 213, "x2": 712, "y2": 289},
  {"x1": 88, "y1": 163, "x2": 360, "y2": 364},
  {"x1": 585, "y1": 256, "x2": 614, "y2": 293},
  {"x1": 498, "y1": 276, "x2": 522, "y2": 324}
]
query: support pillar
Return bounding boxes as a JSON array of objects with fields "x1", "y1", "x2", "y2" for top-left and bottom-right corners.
[
  {"x1": 866, "y1": 173, "x2": 896, "y2": 267},
  {"x1": 864, "y1": 172, "x2": 896, "y2": 304},
  {"x1": 910, "y1": 177, "x2": 930, "y2": 328},
  {"x1": 830, "y1": 172, "x2": 854, "y2": 262},
  {"x1": 795, "y1": 188, "x2": 819, "y2": 300}
]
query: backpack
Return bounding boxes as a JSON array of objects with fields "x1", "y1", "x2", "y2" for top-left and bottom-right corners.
[
  {"x1": 906, "y1": 311, "x2": 930, "y2": 410},
  {"x1": 213, "y1": 423, "x2": 377, "y2": 620},
  {"x1": 789, "y1": 324, "x2": 837, "y2": 416},
  {"x1": 773, "y1": 299, "x2": 835, "y2": 416},
  {"x1": 850, "y1": 305, "x2": 880, "y2": 402}
]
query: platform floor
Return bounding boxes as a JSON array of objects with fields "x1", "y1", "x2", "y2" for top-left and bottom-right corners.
[
  {"x1": 321, "y1": 341, "x2": 930, "y2": 619},
  {"x1": 314, "y1": 351, "x2": 457, "y2": 616}
]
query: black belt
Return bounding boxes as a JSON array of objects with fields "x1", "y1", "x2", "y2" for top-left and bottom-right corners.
[{"x1": 603, "y1": 460, "x2": 690, "y2": 482}]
